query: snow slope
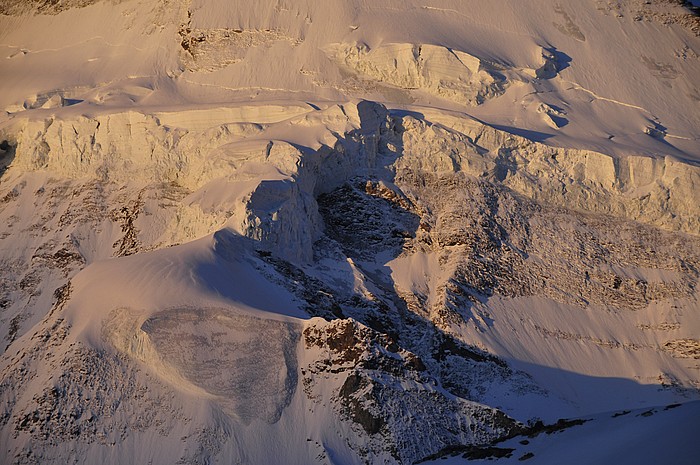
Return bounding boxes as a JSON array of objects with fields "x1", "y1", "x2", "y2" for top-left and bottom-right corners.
[
  {"x1": 0, "y1": 1, "x2": 699, "y2": 464},
  {"x1": 422, "y1": 401, "x2": 700, "y2": 465}
]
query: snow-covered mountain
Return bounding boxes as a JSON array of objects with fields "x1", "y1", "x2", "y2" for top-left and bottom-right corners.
[{"x1": 0, "y1": 1, "x2": 699, "y2": 464}]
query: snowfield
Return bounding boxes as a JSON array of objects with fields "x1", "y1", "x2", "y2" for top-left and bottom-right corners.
[{"x1": 0, "y1": 0, "x2": 699, "y2": 464}]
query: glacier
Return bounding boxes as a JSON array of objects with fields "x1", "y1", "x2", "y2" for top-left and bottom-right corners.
[{"x1": 0, "y1": 1, "x2": 699, "y2": 464}]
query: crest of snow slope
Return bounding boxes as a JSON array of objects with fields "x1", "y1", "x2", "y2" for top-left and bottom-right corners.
[{"x1": 0, "y1": 0, "x2": 700, "y2": 464}]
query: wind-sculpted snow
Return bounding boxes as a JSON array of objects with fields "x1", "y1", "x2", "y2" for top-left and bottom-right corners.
[
  {"x1": 140, "y1": 308, "x2": 300, "y2": 424},
  {"x1": 327, "y1": 43, "x2": 508, "y2": 106}
]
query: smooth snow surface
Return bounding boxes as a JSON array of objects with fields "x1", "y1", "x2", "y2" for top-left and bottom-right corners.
[{"x1": 0, "y1": 1, "x2": 699, "y2": 464}]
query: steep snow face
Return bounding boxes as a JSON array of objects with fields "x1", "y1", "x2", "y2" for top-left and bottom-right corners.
[
  {"x1": 326, "y1": 43, "x2": 508, "y2": 105},
  {"x1": 0, "y1": 0, "x2": 699, "y2": 464}
]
